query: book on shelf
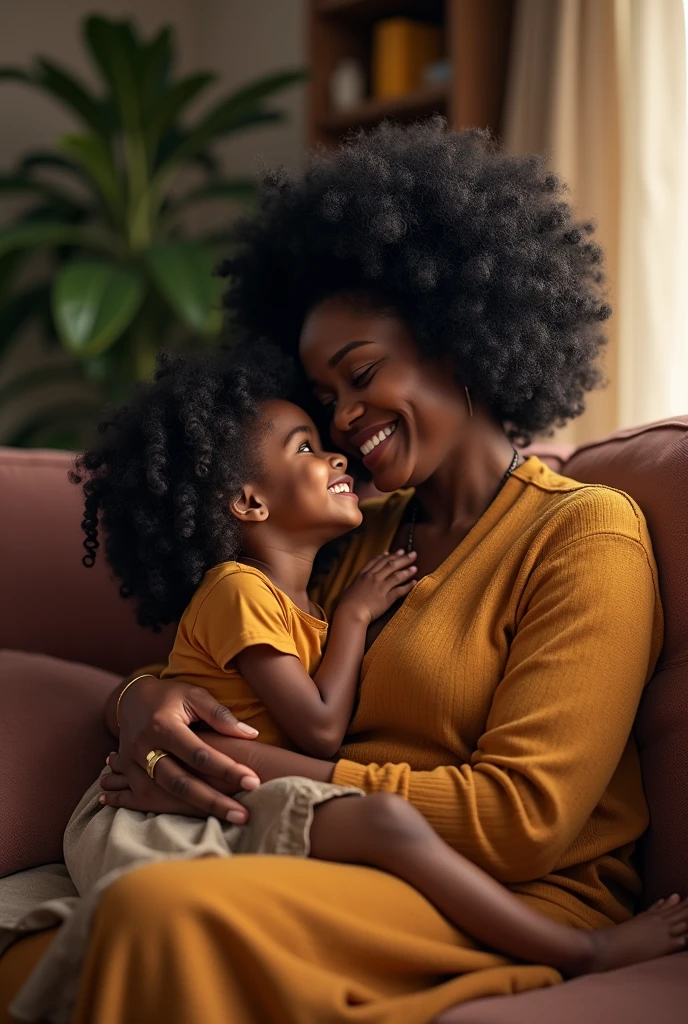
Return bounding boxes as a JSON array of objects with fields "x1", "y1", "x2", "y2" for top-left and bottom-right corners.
[{"x1": 372, "y1": 17, "x2": 443, "y2": 101}]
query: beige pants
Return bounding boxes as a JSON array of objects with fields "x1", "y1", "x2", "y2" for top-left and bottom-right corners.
[{"x1": 6, "y1": 773, "x2": 361, "y2": 1024}]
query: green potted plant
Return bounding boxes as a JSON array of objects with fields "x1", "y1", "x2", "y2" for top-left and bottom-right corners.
[{"x1": 0, "y1": 14, "x2": 305, "y2": 447}]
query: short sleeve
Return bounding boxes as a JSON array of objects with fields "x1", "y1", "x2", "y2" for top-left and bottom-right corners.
[{"x1": 192, "y1": 570, "x2": 299, "y2": 670}]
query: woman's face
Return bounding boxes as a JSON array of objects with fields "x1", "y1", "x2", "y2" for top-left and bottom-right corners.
[{"x1": 299, "y1": 297, "x2": 470, "y2": 492}]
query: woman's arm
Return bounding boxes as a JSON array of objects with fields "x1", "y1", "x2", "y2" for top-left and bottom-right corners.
[
  {"x1": 108, "y1": 673, "x2": 268, "y2": 822},
  {"x1": 332, "y1": 533, "x2": 662, "y2": 884},
  {"x1": 101, "y1": 738, "x2": 334, "y2": 815}
]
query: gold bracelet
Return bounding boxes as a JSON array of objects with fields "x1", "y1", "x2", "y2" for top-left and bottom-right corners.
[{"x1": 115, "y1": 674, "x2": 155, "y2": 728}]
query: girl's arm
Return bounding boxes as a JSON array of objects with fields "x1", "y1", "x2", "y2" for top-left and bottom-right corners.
[{"x1": 236, "y1": 551, "x2": 416, "y2": 758}]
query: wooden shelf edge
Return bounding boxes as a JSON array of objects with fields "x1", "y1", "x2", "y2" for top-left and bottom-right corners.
[{"x1": 318, "y1": 83, "x2": 449, "y2": 131}]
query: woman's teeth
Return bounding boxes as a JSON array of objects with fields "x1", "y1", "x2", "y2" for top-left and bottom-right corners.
[
  {"x1": 328, "y1": 482, "x2": 351, "y2": 493},
  {"x1": 360, "y1": 422, "x2": 397, "y2": 456}
]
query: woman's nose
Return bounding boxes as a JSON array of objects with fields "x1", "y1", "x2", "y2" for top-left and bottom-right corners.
[{"x1": 331, "y1": 398, "x2": 364, "y2": 435}]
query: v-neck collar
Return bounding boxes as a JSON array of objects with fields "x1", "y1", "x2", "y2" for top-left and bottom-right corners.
[{"x1": 361, "y1": 456, "x2": 539, "y2": 677}]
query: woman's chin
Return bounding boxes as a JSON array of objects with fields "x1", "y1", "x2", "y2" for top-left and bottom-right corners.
[{"x1": 370, "y1": 462, "x2": 415, "y2": 494}]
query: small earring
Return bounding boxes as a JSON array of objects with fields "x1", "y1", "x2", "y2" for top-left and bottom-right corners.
[{"x1": 465, "y1": 386, "x2": 473, "y2": 418}]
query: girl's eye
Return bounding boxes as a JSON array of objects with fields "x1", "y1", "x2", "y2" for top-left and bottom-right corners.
[{"x1": 297, "y1": 440, "x2": 315, "y2": 453}]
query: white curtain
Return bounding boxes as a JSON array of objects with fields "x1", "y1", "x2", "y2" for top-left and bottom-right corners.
[{"x1": 503, "y1": 0, "x2": 688, "y2": 443}]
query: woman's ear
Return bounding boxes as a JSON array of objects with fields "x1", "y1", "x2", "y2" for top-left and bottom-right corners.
[{"x1": 230, "y1": 486, "x2": 269, "y2": 523}]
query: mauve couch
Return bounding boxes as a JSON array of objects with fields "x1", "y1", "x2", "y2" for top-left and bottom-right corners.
[{"x1": 0, "y1": 418, "x2": 687, "y2": 1022}]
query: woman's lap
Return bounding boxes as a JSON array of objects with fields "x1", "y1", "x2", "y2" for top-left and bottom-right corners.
[
  {"x1": 0, "y1": 929, "x2": 57, "y2": 1024},
  {"x1": 71, "y1": 855, "x2": 561, "y2": 1024}
]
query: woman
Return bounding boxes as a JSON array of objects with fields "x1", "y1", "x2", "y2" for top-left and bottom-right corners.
[{"x1": 2, "y1": 122, "x2": 664, "y2": 1024}]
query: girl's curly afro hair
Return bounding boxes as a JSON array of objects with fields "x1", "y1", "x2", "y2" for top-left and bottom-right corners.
[
  {"x1": 219, "y1": 118, "x2": 611, "y2": 445},
  {"x1": 71, "y1": 345, "x2": 294, "y2": 630}
]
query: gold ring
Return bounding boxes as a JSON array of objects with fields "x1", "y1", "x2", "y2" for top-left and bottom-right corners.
[{"x1": 146, "y1": 749, "x2": 169, "y2": 779}]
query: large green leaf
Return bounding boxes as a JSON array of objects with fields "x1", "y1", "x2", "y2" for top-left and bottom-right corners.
[
  {"x1": 140, "y1": 26, "x2": 174, "y2": 109},
  {"x1": 154, "y1": 69, "x2": 304, "y2": 174},
  {"x1": 0, "y1": 62, "x2": 110, "y2": 138},
  {"x1": 0, "y1": 68, "x2": 32, "y2": 84},
  {"x1": 0, "y1": 174, "x2": 88, "y2": 215},
  {"x1": 146, "y1": 242, "x2": 222, "y2": 335},
  {"x1": 59, "y1": 134, "x2": 124, "y2": 220},
  {"x1": 35, "y1": 58, "x2": 112, "y2": 137},
  {"x1": 52, "y1": 261, "x2": 146, "y2": 356},
  {"x1": 84, "y1": 16, "x2": 142, "y2": 135},
  {"x1": 0, "y1": 221, "x2": 120, "y2": 259},
  {"x1": 145, "y1": 73, "x2": 216, "y2": 152}
]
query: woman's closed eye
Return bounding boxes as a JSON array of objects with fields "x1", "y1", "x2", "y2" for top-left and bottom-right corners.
[{"x1": 351, "y1": 363, "x2": 377, "y2": 388}]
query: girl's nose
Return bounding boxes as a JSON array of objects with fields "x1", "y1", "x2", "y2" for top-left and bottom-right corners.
[{"x1": 329, "y1": 452, "x2": 347, "y2": 471}]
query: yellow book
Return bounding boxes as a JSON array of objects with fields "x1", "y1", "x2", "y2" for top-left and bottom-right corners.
[{"x1": 372, "y1": 18, "x2": 443, "y2": 100}]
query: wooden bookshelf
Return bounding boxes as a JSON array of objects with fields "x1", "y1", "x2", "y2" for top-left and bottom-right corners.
[{"x1": 309, "y1": 0, "x2": 514, "y2": 148}]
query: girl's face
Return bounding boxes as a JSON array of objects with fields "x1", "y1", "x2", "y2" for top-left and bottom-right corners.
[
  {"x1": 244, "y1": 399, "x2": 363, "y2": 540},
  {"x1": 299, "y1": 297, "x2": 470, "y2": 492}
]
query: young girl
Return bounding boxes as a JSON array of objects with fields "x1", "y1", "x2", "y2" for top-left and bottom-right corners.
[{"x1": 75, "y1": 346, "x2": 687, "y2": 979}]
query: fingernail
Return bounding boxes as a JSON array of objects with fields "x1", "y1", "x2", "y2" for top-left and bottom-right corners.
[
  {"x1": 98, "y1": 795, "x2": 106, "y2": 805},
  {"x1": 237, "y1": 722, "x2": 259, "y2": 736},
  {"x1": 241, "y1": 775, "x2": 260, "y2": 791},
  {"x1": 226, "y1": 810, "x2": 245, "y2": 824},
  {"x1": 395, "y1": 549, "x2": 405, "y2": 554},
  {"x1": 106, "y1": 756, "x2": 110, "y2": 766}
]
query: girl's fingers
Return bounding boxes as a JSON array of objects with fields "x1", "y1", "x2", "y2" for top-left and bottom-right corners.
[
  {"x1": 358, "y1": 552, "x2": 391, "y2": 574},
  {"x1": 371, "y1": 551, "x2": 416, "y2": 579},
  {"x1": 390, "y1": 580, "x2": 417, "y2": 599},
  {"x1": 100, "y1": 771, "x2": 131, "y2": 792}
]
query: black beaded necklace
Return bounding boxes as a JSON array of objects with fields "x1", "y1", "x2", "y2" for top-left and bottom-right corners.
[{"x1": 406, "y1": 448, "x2": 521, "y2": 554}]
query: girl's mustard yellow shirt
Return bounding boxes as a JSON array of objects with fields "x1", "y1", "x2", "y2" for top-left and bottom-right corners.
[{"x1": 316, "y1": 456, "x2": 663, "y2": 925}]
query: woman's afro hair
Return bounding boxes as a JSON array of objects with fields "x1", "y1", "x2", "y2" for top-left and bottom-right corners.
[
  {"x1": 219, "y1": 118, "x2": 611, "y2": 445},
  {"x1": 71, "y1": 345, "x2": 295, "y2": 630}
]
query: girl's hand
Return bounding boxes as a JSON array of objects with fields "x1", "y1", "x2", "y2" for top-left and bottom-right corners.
[
  {"x1": 112, "y1": 675, "x2": 263, "y2": 823},
  {"x1": 337, "y1": 550, "x2": 417, "y2": 625}
]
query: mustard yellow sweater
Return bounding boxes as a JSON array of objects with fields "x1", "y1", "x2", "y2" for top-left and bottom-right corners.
[{"x1": 317, "y1": 456, "x2": 663, "y2": 927}]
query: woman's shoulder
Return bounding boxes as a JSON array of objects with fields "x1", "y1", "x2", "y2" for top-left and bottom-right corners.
[{"x1": 519, "y1": 455, "x2": 651, "y2": 549}]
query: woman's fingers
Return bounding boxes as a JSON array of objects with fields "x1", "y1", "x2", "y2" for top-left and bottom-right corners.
[
  {"x1": 151, "y1": 754, "x2": 251, "y2": 823},
  {"x1": 139, "y1": 717, "x2": 261, "y2": 792},
  {"x1": 181, "y1": 685, "x2": 260, "y2": 739}
]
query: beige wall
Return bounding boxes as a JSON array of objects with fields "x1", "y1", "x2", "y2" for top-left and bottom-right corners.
[{"x1": 0, "y1": 0, "x2": 307, "y2": 441}]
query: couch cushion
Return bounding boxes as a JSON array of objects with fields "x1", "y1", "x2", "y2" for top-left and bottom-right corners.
[
  {"x1": 0, "y1": 650, "x2": 117, "y2": 877},
  {"x1": 0, "y1": 448, "x2": 174, "y2": 675},
  {"x1": 563, "y1": 418, "x2": 688, "y2": 904}
]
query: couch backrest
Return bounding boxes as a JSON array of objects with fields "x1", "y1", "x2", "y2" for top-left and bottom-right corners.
[
  {"x1": 555, "y1": 418, "x2": 688, "y2": 905},
  {"x1": 0, "y1": 447, "x2": 174, "y2": 675}
]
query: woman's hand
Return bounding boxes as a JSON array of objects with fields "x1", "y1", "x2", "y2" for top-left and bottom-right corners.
[
  {"x1": 100, "y1": 734, "x2": 336, "y2": 817},
  {"x1": 112, "y1": 675, "x2": 264, "y2": 823}
]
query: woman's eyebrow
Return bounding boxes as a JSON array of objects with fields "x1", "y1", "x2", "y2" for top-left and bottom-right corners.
[
  {"x1": 283, "y1": 424, "x2": 312, "y2": 447},
  {"x1": 328, "y1": 340, "x2": 373, "y2": 368}
]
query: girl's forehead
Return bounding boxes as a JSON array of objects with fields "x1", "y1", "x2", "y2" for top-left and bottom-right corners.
[{"x1": 258, "y1": 399, "x2": 315, "y2": 440}]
